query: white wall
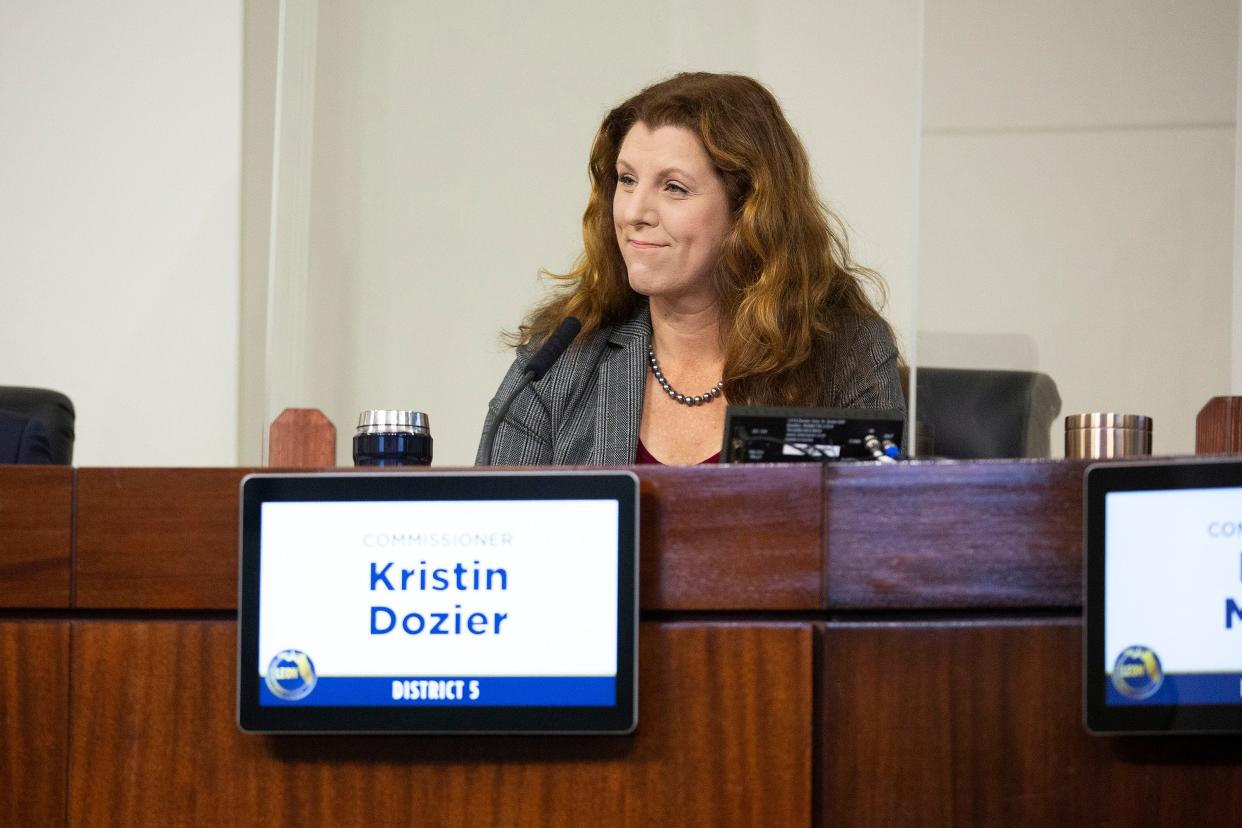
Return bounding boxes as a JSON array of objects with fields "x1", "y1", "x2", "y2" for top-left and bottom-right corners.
[
  {"x1": 263, "y1": 0, "x2": 924, "y2": 466},
  {"x1": 0, "y1": 1, "x2": 242, "y2": 466},
  {"x1": 919, "y1": 0, "x2": 1238, "y2": 456}
]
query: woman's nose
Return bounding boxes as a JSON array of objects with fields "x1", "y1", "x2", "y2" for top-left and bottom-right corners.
[{"x1": 620, "y1": 186, "x2": 657, "y2": 226}]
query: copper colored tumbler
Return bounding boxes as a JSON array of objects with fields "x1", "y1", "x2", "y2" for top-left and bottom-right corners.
[{"x1": 1064, "y1": 413, "x2": 1152, "y2": 459}]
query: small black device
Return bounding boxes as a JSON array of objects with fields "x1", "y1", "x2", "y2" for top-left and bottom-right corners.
[
  {"x1": 721, "y1": 405, "x2": 905, "y2": 463},
  {"x1": 1084, "y1": 458, "x2": 1242, "y2": 734}
]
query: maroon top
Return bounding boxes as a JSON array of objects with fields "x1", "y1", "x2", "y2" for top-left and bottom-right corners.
[{"x1": 635, "y1": 439, "x2": 721, "y2": 465}]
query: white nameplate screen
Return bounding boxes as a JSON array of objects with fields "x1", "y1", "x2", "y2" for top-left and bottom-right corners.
[{"x1": 238, "y1": 472, "x2": 638, "y2": 734}]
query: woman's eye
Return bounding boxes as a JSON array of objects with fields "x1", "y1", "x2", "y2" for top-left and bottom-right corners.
[
  {"x1": 665, "y1": 181, "x2": 689, "y2": 196},
  {"x1": 617, "y1": 173, "x2": 636, "y2": 187}
]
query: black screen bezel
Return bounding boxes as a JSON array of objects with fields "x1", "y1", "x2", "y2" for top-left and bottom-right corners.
[
  {"x1": 1084, "y1": 458, "x2": 1242, "y2": 734},
  {"x1": 237, "y1": 471, "x2": 639, "y2": 734}
]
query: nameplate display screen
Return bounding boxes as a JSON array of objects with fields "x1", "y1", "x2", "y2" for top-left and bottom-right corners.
[
  {"x1": 1085, "y1": 459, "x2": 1242, "y2": 733},
  {"x1": 237, "y1": 472, "x2": 638, "y2": 734}
]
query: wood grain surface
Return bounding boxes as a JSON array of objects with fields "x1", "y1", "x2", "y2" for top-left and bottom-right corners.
[
  {"x1": 1196, "y1": 396, "x2": 1242, "y2": 454},
  {"x1": 71, "y1": 465, "x2": 825, "y2": 612},
  {"x1": 268, "y1": 408, "x2": 337, "y2": 468},
  {"x1": 820, "y1": 621, "x2": 1242, "y2": 826},
  {"x1": 0, "y1": 622, "x2": 70, "y2": 826},
  {"x1": 824, "y1": 460, "x2": 1087, "y2": 609},
  {"x1": 72, "y1": 461, "x2": 1096, "y2": 613},
  {"x1": 75, "y1": 468, "x2": 252, "y2": 609},
  {"x1": 68, "y1": 620, "x2": 812, "y2": 827},
  {"x1": 637, "y1": 464, "x2": 822, "y2": 609},
  {"x1": 0, "y1": 466, "x2": 72, "y2": 607}
]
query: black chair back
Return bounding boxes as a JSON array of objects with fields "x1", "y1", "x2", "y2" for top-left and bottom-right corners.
[
  {"x1": 910, "y1": 368, "x2": 1061, "y2": 459},
  {"x1": 0, "y1": 386, "x2": 75, "y2": 464}
]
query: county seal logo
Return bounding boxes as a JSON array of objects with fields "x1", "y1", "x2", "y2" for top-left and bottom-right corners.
[
  {"x1": 1111, "y1": 645, "x2": 1163, "y2": 700},
  {"x1": 265, "y1": 649, "x2": 318, "y2": 700}
]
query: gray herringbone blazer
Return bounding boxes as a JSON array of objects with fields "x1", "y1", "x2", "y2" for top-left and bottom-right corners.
[{"x1": 475, "y1": 305, "x2": 904, "y2": 466}]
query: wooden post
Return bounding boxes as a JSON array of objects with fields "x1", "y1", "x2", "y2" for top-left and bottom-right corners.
[
  {"x1": 1195, "y1": 396, "x2": 1242, "y2": 454},
  {"x1": 268, "y1": 408, "x2": 336, "y2": 468}
]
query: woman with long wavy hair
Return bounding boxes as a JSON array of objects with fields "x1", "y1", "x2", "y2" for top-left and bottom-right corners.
[{"x1": 477, "y1": 72, "x2": 903, "y2": 466}]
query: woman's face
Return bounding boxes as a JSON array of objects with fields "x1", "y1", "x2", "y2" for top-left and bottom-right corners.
[{"x1": 613, "y1": 122, "x2": 732, "y2": 307}]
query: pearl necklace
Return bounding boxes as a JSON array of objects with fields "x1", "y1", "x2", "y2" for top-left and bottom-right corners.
[{"x1": 648, "y1": 346, "x2": 724, "y2": 406}]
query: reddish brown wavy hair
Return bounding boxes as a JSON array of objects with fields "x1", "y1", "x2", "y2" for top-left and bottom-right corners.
[{"x1": 516, "y1": 71, "x2": 894, "y2": 405}]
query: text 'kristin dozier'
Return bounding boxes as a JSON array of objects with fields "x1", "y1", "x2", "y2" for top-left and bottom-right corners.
[{"x1": 368, "y1": 558, "x2": 511, "y2": 637}]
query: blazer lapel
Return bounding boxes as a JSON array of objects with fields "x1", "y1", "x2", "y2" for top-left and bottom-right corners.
[{"x1": 592, "y1": 306, "x2": 650, "y2": 464}]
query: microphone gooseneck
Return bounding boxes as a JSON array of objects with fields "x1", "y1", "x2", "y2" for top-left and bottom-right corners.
[
  {"x1": 482, "y1": 316, "x2": 582, "y2": 465},
  {"x1": 524, "y1": 316, "x2": 582, "y2": 381}
]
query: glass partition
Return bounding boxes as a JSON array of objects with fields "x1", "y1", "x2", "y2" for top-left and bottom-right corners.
[
  {"x1": 913, "y1": 1, "x2": 1239, "y2": 457},
  {"x1": 248, "y1": 1, "x2": 1241, "y2": 464},
  {"x1": 252, "y1": 1, "x2": 926, "y2": 466}
]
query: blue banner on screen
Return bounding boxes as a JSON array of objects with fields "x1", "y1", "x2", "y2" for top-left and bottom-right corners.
[
  {"x1": 1105, "y1": 673, "x2": 1242, "y2": 706},
  {"x1": 259, "y1": 676, "x2": 615, "y2": 706},
  {"x1": 1104, "y1": 487, "x2": 1242, "y2": 707},
  {"x1": 257, "y1": 499, "x2": 620, "y2": 708}
]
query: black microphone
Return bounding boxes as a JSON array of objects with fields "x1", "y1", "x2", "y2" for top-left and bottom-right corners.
[
  {"x1": 524, "y1": 316, "x2": 582, "y2": 381},
  {"x1": 481, "y1": 316, "x2": 581, "y2": 465}
]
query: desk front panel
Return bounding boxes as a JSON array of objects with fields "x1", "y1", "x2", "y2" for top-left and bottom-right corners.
[
  {"x1": 71, "y1": 466, "x2": 825, "y2": 612},
  {"x1": 0, "y1": 621, "x2": 70, "y2": 826},
  {"x1": 0, "y1": 467, "x2": 72, "y2": 607},
  {"x1": 75, "y1": 468, "x2": 247, "y2": 609},
  {"x1": 820, "y1": 620, "x2": 1242, "y2": 825},
  {"x1": 824, "y1": 461, "x2": 1086, "y2": 610},
  {"x1": 67, "y1": 620, "x2": 812, "y2": 826}
]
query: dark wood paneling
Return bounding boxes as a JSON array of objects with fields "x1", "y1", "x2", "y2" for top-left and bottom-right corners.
[
  {"x1": 73, "y1": 465, "x2": 824, "y2": 612},
  {"x1": 825, "y1": 461, "x2": 1087, "y2": 609},
  {"x1": 69, "y1": 621, "x2": 811, "y2": 826},
  {"x1": 0, "y1": 622, "x2": 70, "y2": 826},
  {"x1": 75, "y1": 468, "x2": 252, "y2": 609},
  {"x1": 1197, "y1": 396, "x2": 1242, "y2": 454},
  {"x1": 0, "y1": 466, "x2": 72, "y2": 607},
  {"x1": 638, "y1": 465, "x2": 822, "y2": 610},
  {"x1": 820, "y1": 622, "x2": 1242, "y2": 826}
]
